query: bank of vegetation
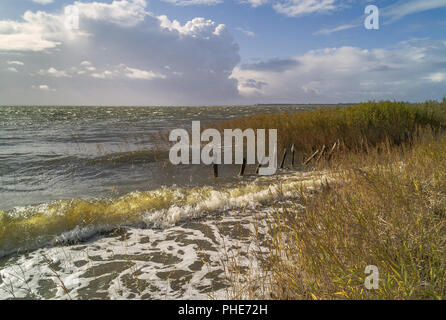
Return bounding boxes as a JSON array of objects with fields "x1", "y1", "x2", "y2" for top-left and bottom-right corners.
[{"x1": 221, "y1": 100, "x2": 446, "y2": 300}]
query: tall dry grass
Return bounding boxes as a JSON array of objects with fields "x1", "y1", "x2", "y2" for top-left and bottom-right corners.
[
  {"x1": 225, "y1": 129, "x2": 446, "y2": 299},
  {"x1": 211, "y1": 100, "x2": 446, "y2": 157}
]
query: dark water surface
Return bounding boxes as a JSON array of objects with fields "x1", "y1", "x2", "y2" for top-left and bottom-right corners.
[{"x1": 0, "y1": 105, "x2": 317, "y2": 210}]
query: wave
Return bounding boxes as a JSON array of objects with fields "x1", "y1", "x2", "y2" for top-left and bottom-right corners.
[
  {"x1": 0, "y1": 171, "x2": 331, "y2": 258},
  {"x1": 2, "y1": 150, "x2": 169, "y2": 181}
]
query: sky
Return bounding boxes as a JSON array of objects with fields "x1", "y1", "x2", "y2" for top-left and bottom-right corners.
[{"x1": 0, "y1": 0, "x2": 445, "y2": 105}]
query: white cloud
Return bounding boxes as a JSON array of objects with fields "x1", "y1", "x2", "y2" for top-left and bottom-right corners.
[
  {"x1": 384, "y1": 0, "x2": 446, "y2": 22},
  {"x1": 32, "y1": 0, "x2": 54, "y2": 4},
  {"x1": 158, "y1": 16, "x2": 227, "y2": 37},
  {"x1": 87, "y1": 65, "x2": 166, "y2": 80},
  {"x1": 78, "y1": 61, "x2": 96, "y2": 72},
  {"x1": 160, "y1": 0, "x2": 222, "y2": 6},
  {"x1": 273, "y1": 0, "x2": 338, "y2": 17},
  {"x1": 38, "y1": 67, "x2": 71, "y2": 77},
  {"x1": 31, "y1": 84, "x2": 54, "y2": 91},
  {"x1": 424, "y1": 72, "x2": 446, "y2": 83},
  {"x1": 0, "y1": 11, "x2": 62, "y2": 51},
  {"x1": 0, "y1": 0, "x2": 149, "y2": 52},
  {"x1": 313, "y1": 24, "x2": 357, "y2": 35},
  {"x1": 123, "y1": 66, "x2": 166, "y2": 80},
  {"x1": 74, "y1": 0, "x2": 149, "y2": 27},
  {"x1": 91, "y1": 70, "x2": 115, "y2": 79},
  {"x1": 6, "y1": 67, "x2": 18, "y2": 72},
  {"x1": 241, "y1": 0, "x2": 269, "y2": 8},
  {"x1": 7, "y1": 61, "x2": 25, "y2": 66},
  {"x1": 232, "y1": 40, "x2": 446, "y2": 103},
  {"x1": 0, "y1": 0, "x2": 240, "y2": 105},
  {"x1": 236, "y1": 27, "x2": 255, "y2": 37}
]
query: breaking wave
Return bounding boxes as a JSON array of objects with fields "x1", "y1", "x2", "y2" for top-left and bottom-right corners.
[{"x1": 0, "y1": 172, "x2": 330, "y2": 258}]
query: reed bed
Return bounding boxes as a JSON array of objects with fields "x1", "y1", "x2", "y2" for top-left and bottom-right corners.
[
  {"x1": 211, "y1": 100, "x2": 446, "y2": 156},
  {"x1": 221, "y1": 100, "x2": 446, "y2": 300}
]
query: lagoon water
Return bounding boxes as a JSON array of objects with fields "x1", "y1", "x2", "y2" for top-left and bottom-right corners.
[
  {"x1": 0, "y1": 105, "x2": 320, "y2": 299},
  {"x1": 0, "y1": 105, "x2": 314, "y2": 210}
]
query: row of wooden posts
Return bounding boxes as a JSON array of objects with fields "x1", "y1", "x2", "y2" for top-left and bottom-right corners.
[{"x1": 212, "y1": 139, "x2": 341, "y2": 178}]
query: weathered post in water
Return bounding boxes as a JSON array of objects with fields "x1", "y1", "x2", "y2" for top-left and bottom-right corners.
[
  {"x1": 291, "y1": 144, "x2": 295, "y2": 167},
  {"x1": 213, "y1": 163, "x2": 218, "y2": 178},
  {"x1": 303, "y1": 149, "x2": 320, "y2": 166},
  {"x1": 327, "y1": 141, "x2": 338, "y2": 161},
  {"x1": 279, "y1": 148, "x2": 288, "y2": 169},
  {"x1": 316, "y1": 144, "x2": 327, "y2": 163},
  {"x1": 255, "y1": 157, "x2": 264, "y2": 175},
  {"x1": 239, "y1": 158, "x2": 247, "y2": 177}
]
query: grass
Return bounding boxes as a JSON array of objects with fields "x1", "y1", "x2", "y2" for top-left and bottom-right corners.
[
  {"x1": 210, "y1": 100, "x2": 446, "y2": 156},
  {"x1": 221, "y1": 100, "x2": 446, "y2": 300}
]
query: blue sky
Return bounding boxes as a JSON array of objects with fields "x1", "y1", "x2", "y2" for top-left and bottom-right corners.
[{"x1": 0, "y1": 0, "x2": 446, "y2": 105}]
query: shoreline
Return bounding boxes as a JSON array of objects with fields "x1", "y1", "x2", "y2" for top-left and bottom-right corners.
[{"x1": 0, "y1": 169, "x2": 332, "y2": 299}]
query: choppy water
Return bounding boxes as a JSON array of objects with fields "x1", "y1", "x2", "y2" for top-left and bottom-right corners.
[
  {"x1": 1, "y1": 105, "x2": 315, "y2": 210},
  {"x1": 0, "y1": 105, "x2": 323, "y2": 299}
]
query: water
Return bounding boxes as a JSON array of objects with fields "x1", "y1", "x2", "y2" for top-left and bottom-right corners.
[
  {"x1": 0, "y1": 105, "x2": 325, "y2": 299},
  {"x1": 0, "y1": 105, "x2": 313, "y2": 211}
]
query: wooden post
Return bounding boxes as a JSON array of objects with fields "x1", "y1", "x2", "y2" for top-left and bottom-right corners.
[
  {"x1": 316, "y1": 144, "x2": 327, "y2": 163},
  {"x1": 239, "y1": 158, "x2": 247, "y2": 177},
  {"x1": 291, "y1": 144, "x2": 295, "y2": 167},
  {"x1": 327, "y1": 141, "x2": 338, "y2": 161},
  {"x1": 279, "y1": 148, "x2": 287, "y2": 169},
  {"x1": 256, "y1": 157, "x2": 264, "y2": 175},
  {"x1": 303, "y1": 149, "x2": 319, "y2": 166},
  {"x1": 213, "y1": 163, "x2": 218, "y2": 178}
]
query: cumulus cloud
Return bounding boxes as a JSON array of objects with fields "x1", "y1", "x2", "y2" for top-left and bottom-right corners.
[
  {"x1": 232, "y1": 39, "x2": 446, "y2": 103},
  {"x1": 0, "y1": 0, "x2": 240, "y2": 105},
  {"x1": 157, "y1": 15, "x2": 227, "y2": 36},
  {"x1": 0, "y1": 0, "x2": 149, "y2": 52},
  {"x1": 73, "y1": 0, "x2": 149, "y2": 27},
  {"x1": 4, "y1": 0, "x2": 444, "y2": 106},
  {"x1": 0, "y1": 11, "x2": 63, "y2": 51}
]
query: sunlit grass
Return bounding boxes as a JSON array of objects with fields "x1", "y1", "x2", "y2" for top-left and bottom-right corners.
[
  {"x1": 211, "y1": 100, "x2": 446, "y2": 156},
  {"x1": 222, "y1": 101, "x2": 446, "y2": 300}
]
